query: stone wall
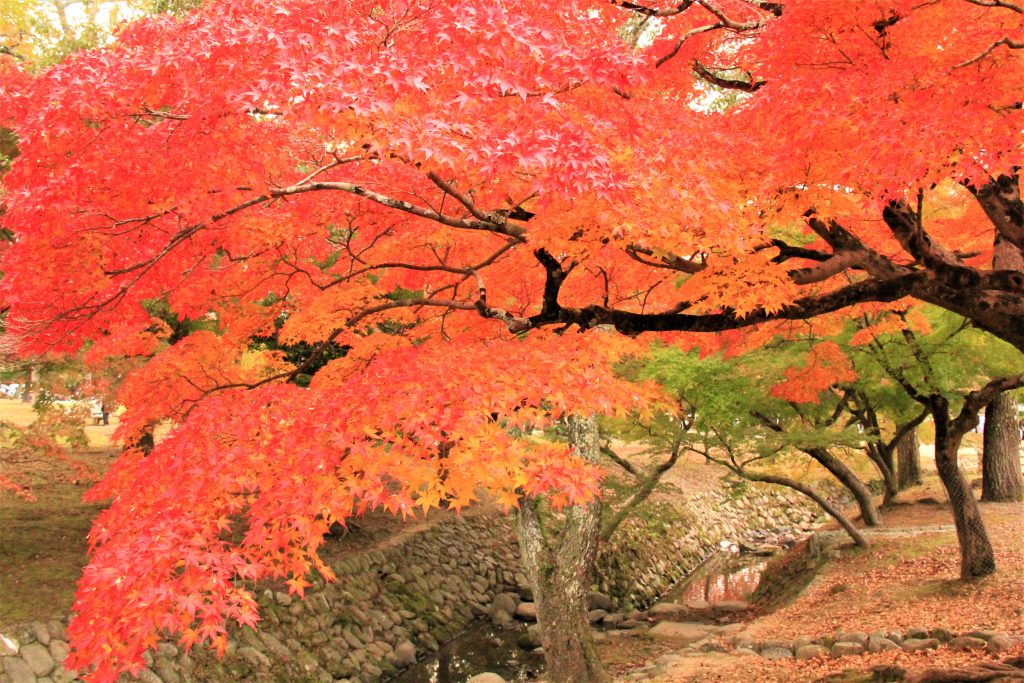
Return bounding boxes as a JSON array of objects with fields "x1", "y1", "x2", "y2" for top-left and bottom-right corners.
[
  {"x1": 597, "y1": 484, "x2": 818, "y2": 609},
  {"x1": 1, "y1": 482, "x2": 818, "y2": 683}
]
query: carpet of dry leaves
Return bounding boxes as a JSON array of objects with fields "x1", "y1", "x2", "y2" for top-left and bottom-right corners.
[{"x1": 651, "y1": 477, "x2": 1024, "y2": 682}]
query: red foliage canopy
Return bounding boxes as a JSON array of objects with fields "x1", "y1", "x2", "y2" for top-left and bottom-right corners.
[{"x1": 0, "y1": 0, "x2": 1022, "y2": 679}]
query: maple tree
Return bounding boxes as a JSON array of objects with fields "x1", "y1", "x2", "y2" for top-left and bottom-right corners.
[{"x1": 0, "y1": 0, "x2": 1023, "y2": 680}]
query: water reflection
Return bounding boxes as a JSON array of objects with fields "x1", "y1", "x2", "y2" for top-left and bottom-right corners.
[
  {"x1": 390, "y1": 622, "x2": 544, "y2": 683},
  {"x1": 669, "y1": 554, "x2": 768, "y2": 604}
]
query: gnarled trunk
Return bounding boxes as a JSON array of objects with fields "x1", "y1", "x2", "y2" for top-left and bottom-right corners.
[
  {"x1": 804, "y1": 446, "x2": 881, "y2": 526},
  {"x1": 982, "y1": 394, "x2": 1024, "y2": 502},
  {"x1": 897, "y1": 426, "x2": 922, "y2": 489},
  {"x1": 516, "y1": 415, "x2": 608, "y2": 683},
  {"x1": 866, "y1": 442, "x2": 899, "y2": 506},
  {"x1": 933, "y1": 404, "x2": 996, "y2": 578},
  {"x1": 744, "y1": 471, "x2": 869, "y2": 547}
]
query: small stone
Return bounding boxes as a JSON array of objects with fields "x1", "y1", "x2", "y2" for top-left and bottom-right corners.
[
  {"x1": 760, "y1": 647, "x2": 792, "y2": 660},
  {"x1": 902, "y1": 638, "x2": 940, "y2": 651},
  {"x1": 48, "y1": 639, "x2": 69, "y2": 664},
  {"x1": 22, "y1": 641, "x2": 56, "y2": 676},
  {"x1": 905, "y1": 627, "x2": 929, "y2": 639},
  {"x1": 732, "y1": 647, "x2": 759, "y2": 657},
  {"x1": 466, "y1": 674, "x2": 507, "y2": 683},
  {"x1": 516, "y1": 627, "x2": 542, "y2": 651},
  {"x1": 46, "y1": 621, "x2": 65, "y2": 641},
  {"x1": 394, "y1": 640, "x2": 417, "y2": 666},
  {"x1": 588, "y1": 609, "x2": 607, "y2": 624},
  {"x1": 238, "y1": 646, "x2": 271, "y2": 668},
  {"x1": 867, "y1": 636, "x2": 900, "y2": 653},
  {"x1": 490, "y1": 592, "x2": 519, "y2": 622},
  {"x1": 0, "y1": 634, "x2": 20, "y2": 656},
  {"x1": 587, "y1": 591, "x2": 614, "y2": 611},
  {"x1": 831, "y1": 642, "x2": 865, "y2": 657},
  {"x1": 948, "y1": 636, "x2": 987, "y2": 651},
  {"x1": 795, "y1": 644, "x2": 828, "y2": 660},
  {"x1": 31, "y1": 622, "x2": 51, "y2": 646},
  {"x1": 603, "y1": 613, "x2": 625, "y2": 627},
  {"x1": 930, "y1": 628, "x2": 954, "y2": 643},
  {"x1": 136, "y1": 670, "x2": 163, "y2": 683},
  {"x1": 258, "y1": 632, "x2": 293, "y2": 659},
  {"x1": 513, "y1": 602, "x2": 538, "y2": 621}
]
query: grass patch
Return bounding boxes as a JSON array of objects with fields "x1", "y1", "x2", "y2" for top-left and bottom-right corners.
[{"x1": 0, "y1": 484, "x2": 104, "y2": 628}]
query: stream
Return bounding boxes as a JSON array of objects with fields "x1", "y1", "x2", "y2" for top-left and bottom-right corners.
[{"x1": 390, "y1": 552, "x2": 769, "y2": 683}]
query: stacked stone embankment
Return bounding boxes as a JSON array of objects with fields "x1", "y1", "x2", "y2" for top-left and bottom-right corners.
[{"x1": 1, "y1": 483, "x2": 817, "y2": 683}]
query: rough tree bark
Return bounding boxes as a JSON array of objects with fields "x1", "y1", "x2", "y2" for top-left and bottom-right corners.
[
  {"x1": 516, "y1": 415, "x2": 609, "y2": 683},
  {"x1": 897, "y1": 426, "x2": 922, "y2": 489},
  {"x1": 803, "y1": 446, "x2": 881, "y2": 526},
  {"x1": 741, "y1": 471, "x2": 869, "y2": 547},
  {"x1": 982, "y1": 394, "x2": 1024, "y2": 502},
  {"x1": 932, "y1": 399, "x2": 996, "y2": 578}
]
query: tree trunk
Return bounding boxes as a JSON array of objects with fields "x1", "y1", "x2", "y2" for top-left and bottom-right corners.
[
  {"x1": 516, "y1": 415, "x2": 609, "y2": 683},
  {"x1": 982, "y1": 394, "x2": 1024, "y2": 502},
  {"x1": 897, "y1": 426, "x2": 922, "y2": 489},
  {"x1": 932, "y1": 405, "x2": 996, "y2": 578},
  {"x1": 804, "y1": 446, "x2": 881, "y2": 526},
  {"x1": 866, "y1": 442, "x2": 899, "y2": 506},
  {"x1": 745, "y1": 471, "x2": 869, "y2": 547}
]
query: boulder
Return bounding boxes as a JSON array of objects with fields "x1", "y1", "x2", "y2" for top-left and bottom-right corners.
[
  {"x1": 517, "y1": 626, "x2": 542, "y2": 651},
  {"x1": 987, "y1": 634, "x2": 1021, "y2": 653},
  {"x1": 795, "y1": 644, "x2": 828, "y2": 660},
  {"x1": 793, "y1": 636, "x2": 816, "y2": 650},
  {"x1": 760, "y1": 647, "x2": 793, "y2": 660},
  {"x1": 648, "y1": 602, "x2": 688, "y2": 619},
  {"x1": 394, "y1": 640, "x2": 417, "y2": 667},
  {"x1": 648, "y1": 622, "x2": 716, "y2": 643},
  {"x1": 948, "y1": 636, "x2": 987, "y2": 651},
  {"x1": 490, "y1": 592, "x2": 520, "y2": 625},
  {"x1": 964, "y1": 629, "x2": 1000, "y2": 641},
  {"x1": 588, "y1": 591, "x2": 614, "y2": 611},
  {"x1": 902, "y1": 638, "x2": 940, "y2": 651},
  {"x1": 867, "y1": 636, "x2": 901, "y2": 653},
  {"x1": 831, "y1": 642, "x2": 865, "y2": 657},
  {"x1": 467, "y1": 674, "x2": 507, "y2": 683},
  {"x1": 21, "y1": 642, "x2": 56, "y2": 676},
  {"x1": 514, "y1": 602, "x2": 538, "y2": 621},
  {"x1": 2, "y1": 657, "x2": 36, "y2": 683},
  {"x1": 835, "y1": 631, "x2": 869, "y2": 647}
]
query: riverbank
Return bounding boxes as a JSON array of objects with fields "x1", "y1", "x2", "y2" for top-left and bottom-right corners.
[{"x1": 618, "y1": 476, "x2": 1024, "y2": 682}]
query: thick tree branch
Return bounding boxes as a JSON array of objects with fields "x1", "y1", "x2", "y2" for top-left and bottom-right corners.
[
  {"x1": 693, "y1": 61, "x2": 766, "y2": 92},
  {"x1": 970, "y1": 174, "x2": 1024, "y2": 252}
]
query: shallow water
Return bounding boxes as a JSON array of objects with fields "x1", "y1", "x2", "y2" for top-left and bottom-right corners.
[
  {"x1": 390, "y1": 621, "x2": 544, "y2": 683},
  {"x1": 665, "y1": 553, "x2": 769, "y2": 604}
]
